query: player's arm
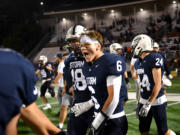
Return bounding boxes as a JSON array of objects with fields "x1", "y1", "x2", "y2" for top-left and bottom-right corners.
[
  {"x1": 130, "y1": 64, "x2": 136, "y2": 78},
  {"x1": 124, "y1": 71, "x2": 131, "y2": 89},
  {"x1": 139, "y1": 67, "x2": 162, "y2": 117},
  {"x1": 35, "y1": 69, "x2": 40, "y2": 75},
  {"x1": 54, "y1": 72, "x2": 63, "y2": 84},
  {"x1": 148, "y1": 67, "x2": 162, "y2": 104},
  {"x1": 6, "y1": 113, "x2": 20, "y2": 135},
  {"x1": 46, "y1": 64, "x2": 53, "y2": 71},
  {"x1": 62, "y1": 80, "x2": 67, "y2": 96},
  {"x1": 21, "y1": 102, "x2": 63, "y2": 135},
  {"x1": 102, "y1": 85, "x2": 114, "y2": 113},
  {"x1": 102, "y1": 75, "x2": 121, "y2": 115},
  {"x1": 90, "y1": 75, "x2": 121, "y2": 132}
]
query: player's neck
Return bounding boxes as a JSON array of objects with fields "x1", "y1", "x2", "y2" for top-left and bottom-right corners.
[
  {"x1": 140, "y1": 52, "x2": 150, "y2": 59},
  {"x1": 92, "y1": 51, "x2": 104, "y2": 64}
]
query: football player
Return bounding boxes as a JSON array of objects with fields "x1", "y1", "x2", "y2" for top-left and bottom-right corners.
[
  {"x1": 80, "y1": 30, "x2": 128, "y2": 135},
  {"x1": 35, "y1": 55, "x2": 55, "y2": 110},
  {"x1": 63, "y1": 25, "x2": 94, "y2": 135},
  {"x1": 131, "y1": 34, "x2": 176, "y2": 135},
  {"x1": 0, "y1": 49, "x2": 65, "y2": 135},
  {"x1": 109, "y1": 43, "x2": 130, "y2": 105}
]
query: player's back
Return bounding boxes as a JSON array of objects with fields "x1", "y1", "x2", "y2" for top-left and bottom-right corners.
[{"x1": 0, "y1": 49, "x2": 37, "y2": 135}]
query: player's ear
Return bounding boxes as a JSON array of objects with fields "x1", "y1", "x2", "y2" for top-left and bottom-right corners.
[{"x1": 96, "y1": 43, "x2": 101, "y2": 51}]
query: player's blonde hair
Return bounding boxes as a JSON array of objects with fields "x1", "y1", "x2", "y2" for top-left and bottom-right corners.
[{"x1": 80, "y1": 30, "x2": 103, "y2": 45}]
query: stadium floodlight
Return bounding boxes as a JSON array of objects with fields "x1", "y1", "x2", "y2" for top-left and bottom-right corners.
[
  {"x1": 40, "y1": 2, "x2": 44, "y2": 6},
  {"x1": 140, "y1": 8, "x2": 143, "y2": 12},
  {"x1": 62, "y1": 18, "x2": 66, "y2": 22},
  {"x1": 111, "y1": 10, "x2": 114, "y2": 13},
  {"x1": 173, "y1": 1, "x2": 176, "y2": 4}
]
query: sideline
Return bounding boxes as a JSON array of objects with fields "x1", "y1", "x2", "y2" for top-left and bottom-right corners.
[
  {"x1": 38, "y1": 100, "x2": 180, "y2": 117},
  {"x1": 126, "y1": 101, "x2": 180, "y2": 116}
]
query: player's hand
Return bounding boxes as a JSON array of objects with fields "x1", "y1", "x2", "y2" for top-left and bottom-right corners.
[
  {"x1": 71, "y1": 99, "x2": 94, "y2": 117},
  {"x1": 139, "y1": 102, "x2": 151, "y2": 117},
  {"x1": 54, "y1": 79, "x2": 59, "y2": 85},
  {"x1": 61, "y1": 89, "x2": 66, "y2": 96},
  {"x1": 69, "y1": 86, "x2": 73, "y2": 94}
]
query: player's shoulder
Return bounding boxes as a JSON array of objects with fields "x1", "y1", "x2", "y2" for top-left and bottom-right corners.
[
  {"x1": 147, "y1": 52, "x2": 163, "y2": 60},
  {"x1": 0, "y1": 48, "x2": 21, "y2": 60},
  {"x1": 146, "y1": 52, "x2": 164, "y2": 67},
  {"x1": 64, "y1": 52, "x2": 76, "y2": 63},
  {"x1": 0, "y1": 48, "x2": 34, "y2": 69},
  {"x1": 159, "y1": 52, "x2": 166, "y2": 59},
  {"x1": 103, "y1": 53, "x2": 125, "y2": 64}
]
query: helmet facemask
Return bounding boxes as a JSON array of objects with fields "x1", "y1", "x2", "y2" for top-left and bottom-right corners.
[{"x1": 66, "y1": 25, "x2": 86, "y2": 55}]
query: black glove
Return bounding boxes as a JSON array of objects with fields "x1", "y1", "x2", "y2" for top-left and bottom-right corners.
[
  {"x1": 125, "y1": 78, "x2": 129, "y2": 84},
  {"x1": 136, "y1": 104, "x2": 140, "y2": 119}
]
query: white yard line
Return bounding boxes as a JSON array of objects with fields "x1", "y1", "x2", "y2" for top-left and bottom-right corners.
[
  {"x1": 167, "y1": 101, "x2": 180, "y2": 106},
  {"x1": 126, "y1": 101, "x2": 180, "y2": 116},
  {"x1": 128, "y1": 92, "x2": 180, "y2": 101},
  {"x1": 126, "y1": 99, "x2": 137, "y2": 103},
  {"x1": 38, "y1": 101, "x2": 59, "y2": 107}
]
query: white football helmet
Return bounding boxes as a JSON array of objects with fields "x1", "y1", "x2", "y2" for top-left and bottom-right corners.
[
  {"x1": 65, "y1": 25, "x2": 86, "y2": 41},
  {"x1": 153, "y1": 42, "x2": 159, "y2": 51},
  {"x1": 131, "y1": 34, "x2": 154, "y2": 57},
  {"x1": 109, "y1": 43, "x2": 123, "y2": 54},
  {"x1": 39, "y1": 55, "x2": 48, "y2": 64}
]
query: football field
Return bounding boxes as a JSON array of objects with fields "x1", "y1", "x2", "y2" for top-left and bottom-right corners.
[{"x1": 18, "y1": 78, "x2": 180, "y2": 135}]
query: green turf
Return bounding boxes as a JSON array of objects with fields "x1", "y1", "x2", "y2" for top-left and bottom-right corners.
[
  {"x1": 18, "y1": 78, "x2": 180, "y2": 135},
  {"x1": 128, "y1": 78, "x2": 180, "y2": 93},
  {"x1": 18, "y1": 99, "x2": 180, "y2": 135}
]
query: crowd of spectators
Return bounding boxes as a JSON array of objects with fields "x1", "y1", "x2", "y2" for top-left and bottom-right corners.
[{"x1": 47, "y1": 11, "x2": 180, "y2": 73}]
